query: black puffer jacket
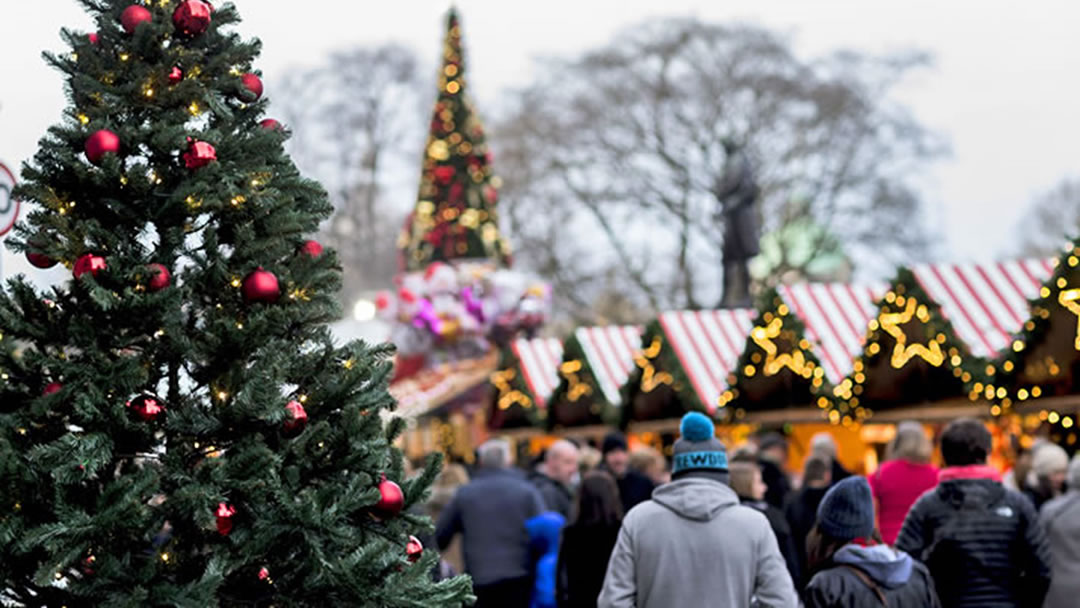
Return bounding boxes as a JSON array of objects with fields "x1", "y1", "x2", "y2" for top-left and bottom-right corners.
[
  {"x1": 805, "y1": 544, "x2": 940, "y2": 608},
  {"x1": 895, "y1": 477, "x2": 1051, "y2": 608}
]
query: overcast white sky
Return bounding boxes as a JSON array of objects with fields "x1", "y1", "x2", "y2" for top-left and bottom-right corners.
[{"x1": 2, "y1": 0, "x2": 1079, "y2": 282}]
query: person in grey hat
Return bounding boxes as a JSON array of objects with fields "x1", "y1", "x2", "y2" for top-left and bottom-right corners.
[
  {"x1": 1041, "y1": 453, "x2": 1080, "y2": 608},
  {"x1": 804, "y1": 477, "x2": 939, "y2": 607},
  {"x1": 598, "y1": 412, "x2": 797, "y2": 608}
]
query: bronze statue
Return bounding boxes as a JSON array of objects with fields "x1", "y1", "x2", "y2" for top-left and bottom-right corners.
[{"x1": 714, "y1": 139, "x2": 761, "y2": 309}]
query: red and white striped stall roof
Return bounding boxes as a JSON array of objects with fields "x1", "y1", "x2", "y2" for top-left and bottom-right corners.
[
  {"x1": 574, "y1": 326, "x2": 643, "y2": 405},
  {"x1": 511, "y1": 337, "x2": 564, "y2": 408},
  {"x1": 912, "y1": 259, "x2": 1055, "y2": 359},
  {"x1": 779, "y1": 283, "x2": 885, "y2": 385},
  {"x1": 658, "y1": 309, "x2": 757, "y2": 414}
]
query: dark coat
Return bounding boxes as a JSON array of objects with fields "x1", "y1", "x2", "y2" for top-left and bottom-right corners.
[
  {"x1": 830, "y1": 461, "x2": 853, "y2": 485},
  {"x1": 529, "y1": 472, "x2": 573, "y2": 518},
  {"x1": 600, "y1": 465, "x2": 655, "y2": 514},
  {"x1": 436, "y1": 467, "x2": 546, "y2": 586},
  {"x1": 895, "y1": 478, "x2": 1052, "y2": 608},
  {"x1": 805, "y1": 545, "x2": 940, "y2": 608},
  {"x1": 785, "y1": 485, "x2": 829, "y2": 585},
  {"x1": 759, "y1": 458, "x2": 791, "y2": 510},
  {"x1": 556, "y1": 522, "x2": 620, "y2": 608},
  {"x1": 740, "y1": 497, "x2": 801, "y2": 586}
]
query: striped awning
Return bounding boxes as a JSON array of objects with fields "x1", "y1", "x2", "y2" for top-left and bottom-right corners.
[
  {"x1": 511, "y1": 337, "x2": 564, "y2": 408},
  {"x1": 574, "y1": 326, "x2": 643, "y2": 405},
  {"x1": 658, "y1": 309, "x2": 757, "y2": 413},
  {"x1": 779, "y1": 283, "x2": 884, "y2": 385},
  {"x1": 911, "y1": 259, "x2": 1055, "y2": 359}
]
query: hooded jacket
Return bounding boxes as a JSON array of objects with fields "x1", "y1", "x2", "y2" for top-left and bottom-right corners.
[
  {"x1": 805, "y1": 544, "x2": 940, "y2": 608},
  {"x1": 895, "y1": 474, "x2": 1051, "y2": 608},
  {"x1": 597, "y1": 477, "x2": 797, "y2": 608},
  {"x1": 526, "y1": 512, "x2": 566, "y2": 608}
]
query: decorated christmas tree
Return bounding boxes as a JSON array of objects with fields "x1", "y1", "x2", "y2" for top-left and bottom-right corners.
[
  {"x1": 398, "y1": 8, "x2": 510, "y2": 271},
  {"x1": 0, "y1": 1, "x2": 471, "y2": 605}
]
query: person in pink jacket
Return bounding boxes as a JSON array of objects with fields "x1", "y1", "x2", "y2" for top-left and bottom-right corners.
[{"x1": 868, "y1": 421, "x2": 938, "y2": 545}]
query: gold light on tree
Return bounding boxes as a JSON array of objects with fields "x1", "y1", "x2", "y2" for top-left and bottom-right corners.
[
  {"x1": 558, "y1": 360, "x2": 594, "y2": 402},
  {"x1": 635, "y1": 336, "x2": 674, "y2": 393},
  {"x1": 1058, "y1": 288, "x2": 1080, "y2": 350}
]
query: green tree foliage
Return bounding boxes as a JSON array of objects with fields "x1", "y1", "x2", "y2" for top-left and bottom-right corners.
[
  {"x1": 0, "y1": 1, "x2": 472, "y2": 605},
  {"x1": 398, "y1": 9, "x2": 510, "y2": 271}
]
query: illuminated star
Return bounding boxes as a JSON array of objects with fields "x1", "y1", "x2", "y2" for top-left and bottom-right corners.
[
  {"x1": 1058, "y1": 288, "x2": 1080, "y2": 350},
  {"x1": 751, "y1": 317, "x2": 809, "y2": 377},
  {"x1": 879, "y1": 298, "x2": 945, "y2": 368}
]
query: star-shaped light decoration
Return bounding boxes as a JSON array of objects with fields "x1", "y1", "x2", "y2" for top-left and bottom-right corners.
[
  {"x1": 751, "y1": 317, "x2": 811, "y2": 377},
  {"x1": 1058, "y1": 288, "x2": 1080, "y2": 350},
  {"x1": 879, "y1": 297, "x2": 945, "y2": 369}
]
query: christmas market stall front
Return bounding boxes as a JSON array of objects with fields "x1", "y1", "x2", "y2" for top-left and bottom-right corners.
[
  {"x1": 546, "y1": 325, "x2": 643, "y2": 435},
  {"x1": 621, "y1": 309, "x2": 758, "y2": 452},
  {"x1": 966, "y1": 253, "x2": 1080, "y2": 454},
  {"x1": 488, "y1": 336, "x2": 563, "y2": 432},
  {"x1": 774, "y1": 282, "x2": 884, "y2": 472}
]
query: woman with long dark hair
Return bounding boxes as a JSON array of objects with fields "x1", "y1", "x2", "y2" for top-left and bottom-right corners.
[
  {"x1": 804, "y1": 477, "x2": 939, "y2": 607},
  {"x1": 556, "y1": 471, "x2": 624, "y2": 608}
]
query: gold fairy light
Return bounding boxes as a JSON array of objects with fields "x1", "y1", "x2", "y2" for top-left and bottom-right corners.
[
  {"x1": 188, "y1": 101, "x2": 201, "y2": 116},
  {"x1": 77, "y1": 114, "x2": 90, "y2": 125}
]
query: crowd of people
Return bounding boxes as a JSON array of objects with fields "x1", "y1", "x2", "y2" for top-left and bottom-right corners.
[{"x1": 428, "y1": 415, "x2": 1079, "y2": 608}]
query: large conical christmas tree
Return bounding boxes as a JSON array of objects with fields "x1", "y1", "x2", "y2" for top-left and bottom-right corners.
[
  {"x1": 398, "y1": 9, "x2": 510, "y2": 271},
  {"x1": 0, "y1": 1, "x2": 471, "y2": 605}
]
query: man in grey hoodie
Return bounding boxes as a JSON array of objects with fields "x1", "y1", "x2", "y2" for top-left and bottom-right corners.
[{"x1": 598, "y1": 413, "x2": 798, "y2": 608}]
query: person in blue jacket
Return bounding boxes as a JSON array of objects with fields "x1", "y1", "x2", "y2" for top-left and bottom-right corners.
[{"x1": 526, "y1": 511, "x2": 566, "y2": 608}]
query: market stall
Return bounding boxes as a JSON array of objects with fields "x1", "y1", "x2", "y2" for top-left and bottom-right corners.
[{"x1": 546, "y1": 325, "x2": 642, "y2": 431}]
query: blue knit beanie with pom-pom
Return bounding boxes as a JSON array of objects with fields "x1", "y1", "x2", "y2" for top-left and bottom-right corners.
[{"x1": 671, "y1": 412, "x2": 728, "y2": 477}]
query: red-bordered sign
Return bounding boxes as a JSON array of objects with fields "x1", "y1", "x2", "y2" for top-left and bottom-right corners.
[{"x1": 0, "y1": 161, "x2": 20, "y2": 238}]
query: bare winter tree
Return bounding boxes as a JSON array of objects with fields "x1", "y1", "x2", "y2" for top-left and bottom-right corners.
[
  {"x1": 493, "y1": 19, "x2": 946, "y2": 322},
  {"x1": 1019, "y1": 178, "x2": 1080, "y2": 256},
  {"x1": 275, "y1": 45, "x2": 426, "y2": 307}
]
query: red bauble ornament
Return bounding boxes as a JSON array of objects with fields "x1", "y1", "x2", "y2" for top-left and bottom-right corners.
[
  {"x1": 215, "y1": 502, "x2": 236, "y2": 536},
  {"x1": 85, "y1": 130, "x2": 120, "y2": 165},
  {"x1": 43, "y1": 382, "x2": 63, "y2": 396},
  {"x1": 73, "y1": 254, "x2": 107, "y2": 280},
  {"x1": 406, "y1": 535, "x2": 424, "y2": 563},
  {"x1": 259, "y1": 118, "x2": 282, "y2": 131},
  {"x1": 127, "y1": 394, "x2": 165, "y2": 423},
  {"x1": 258, "y1": 567, "x2": 270, "y2": 581},
  {"x1": 433, "y1": 166, "x2": 456, "y2": 185},
  {"x1": 239, "y1": 73, "x2": 263, "y2": 101},
  {"x1": 120, "y1": 5, "x2": 152, "y2": 34},
  {"x1": 147, "y1": 263, "x2": 171, "y2": 292},
  {"x1": 88, "y1": 32, "x2": 100, "y2": 45},
  {"x1": 26, "y1": 250, "x2": 57, "y2": 269},
  {"x1": 299, "y1": 240, "x2": 323, "y2": 258},
  {"x1": 241, "y1": 267, "x2": 280, "y2": 304},
  {"x1": 375, "y1": 291, "x2": 391, "y2": 311},
  {"x1": 173, "y1": 0, "x2": 212, "y2": 37},
  {"x1": 168, "y1": 66, "x2": 184, "y2": 84},
  {"x1": 283, "y1": 400, "x2": 308, "y2": 437},
  {"x1": 183, "y1": 139, "x2": 217, "y2": 169},
  {"x1": 374, "y1": 474, "x2": 405, "y2": 517}
]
